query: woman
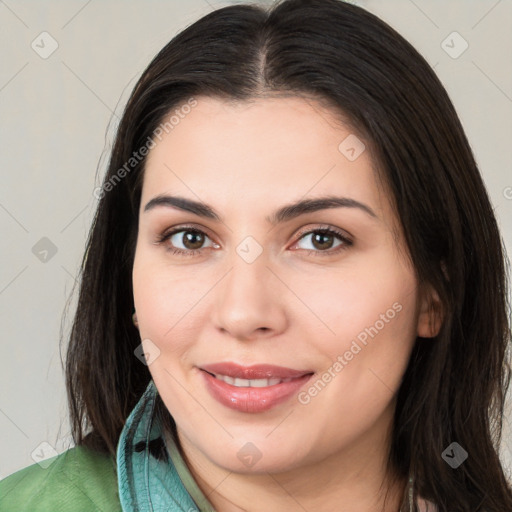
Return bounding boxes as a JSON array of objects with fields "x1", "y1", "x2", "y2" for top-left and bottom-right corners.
[{"x1": 1, "y1": 0, "x2": 510, "y2": 510}]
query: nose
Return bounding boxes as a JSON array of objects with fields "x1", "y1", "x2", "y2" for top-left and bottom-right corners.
[{"x1": 211, "y1": 251, "x2": 288, "y2": 341}]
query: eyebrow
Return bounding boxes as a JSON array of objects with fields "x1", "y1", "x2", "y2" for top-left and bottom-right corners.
[{"x1": 143, "y1": 194, "x2": 378, "y2": 224}]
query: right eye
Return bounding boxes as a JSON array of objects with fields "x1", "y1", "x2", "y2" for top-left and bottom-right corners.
[{"x1": 156, "y1": 226, "x2": 220, "y2": 256}]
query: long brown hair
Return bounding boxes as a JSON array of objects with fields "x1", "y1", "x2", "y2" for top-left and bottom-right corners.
[{"x1": 62, "y1": 1, "x2": 512, "y2": 510}]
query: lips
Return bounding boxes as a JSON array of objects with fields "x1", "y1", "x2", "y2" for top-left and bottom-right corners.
[
  {"x1": 200, "y1": 362, "x2": 313, "y2": 380},
  {"x1": 198, "y1": 362, "x2": 315, "y2": 413}
]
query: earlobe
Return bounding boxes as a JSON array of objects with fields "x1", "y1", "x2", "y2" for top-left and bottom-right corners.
[{"x1": 416, "y1": 285, "x2": 443, "y2": 338}]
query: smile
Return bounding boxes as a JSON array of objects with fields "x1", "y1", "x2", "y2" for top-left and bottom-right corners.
[
  {"x1": 198, "y1": 363, "x2": 314, "y2": 413},
  {"x1": 208, "y1": 373, "x2": 297, "y2": 387}
]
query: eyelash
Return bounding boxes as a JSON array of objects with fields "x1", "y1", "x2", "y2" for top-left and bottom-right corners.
[{"x1": 154, "y1": 224, "x2": 353, "y2": 258}]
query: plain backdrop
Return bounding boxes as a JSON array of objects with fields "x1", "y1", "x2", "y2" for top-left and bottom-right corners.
[{"x1": 1, "y1": 0, "x2": 511, "y2": 481}]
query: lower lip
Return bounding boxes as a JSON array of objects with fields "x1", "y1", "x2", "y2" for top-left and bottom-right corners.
[{"x1": 200, "y1": 370, "x2": 313, "y2": 413}]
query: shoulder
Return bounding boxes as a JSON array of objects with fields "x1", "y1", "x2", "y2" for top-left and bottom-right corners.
[{"x1": 0, "y1": 444, "x2": 122, "y2": 511}]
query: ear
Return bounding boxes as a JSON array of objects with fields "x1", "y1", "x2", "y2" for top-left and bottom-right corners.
[{"x1": 416, "y1": 283, "x2": 443, "y2": 338}]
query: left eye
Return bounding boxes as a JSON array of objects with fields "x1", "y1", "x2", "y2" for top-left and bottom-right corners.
[{"x1": 292, "y1": 228, "x2": 352, "y2": 254}]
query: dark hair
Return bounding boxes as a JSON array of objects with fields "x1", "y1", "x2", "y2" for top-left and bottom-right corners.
[{"x1": 62, "y1": 0, "x2": 512, "y2": 510}]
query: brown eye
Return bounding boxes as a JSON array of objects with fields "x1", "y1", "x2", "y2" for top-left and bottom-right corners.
[
  {"x1": 292, "y1": 227, "x2": 353, "y2": 256},
  {"x1": 156, "y1": 227, "x2": 219, "y2": 256},
  {"x1": 178, "y1": 230, "x2": 205, "y2": 250},
  {"x1": 310, "y1": 232, "x2": 335, "y2": 250}
]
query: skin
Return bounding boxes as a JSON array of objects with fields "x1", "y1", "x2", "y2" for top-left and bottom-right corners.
[{"x1": 132, "y1": 95, "x2": 442, "y2": 512}]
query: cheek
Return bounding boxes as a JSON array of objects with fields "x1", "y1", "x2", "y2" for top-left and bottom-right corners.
[
  {"x1": 292, "y1": 254, "x2": 418, "y2": 368},
  {"x1": 132, "y1": 256, "x2": 206, "y2": 411},
  {"x1": 132, "y1": 255, "x2": 230, "y2": 380},
  {"x1": 132, "y1": 250, "x2": 208, "y2": 338},
  {"x1": 293, "y1": 269, "x2": 418, "y2": 447}
]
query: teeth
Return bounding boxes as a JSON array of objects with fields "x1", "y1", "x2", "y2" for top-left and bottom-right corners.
[{"x1": 214, "y1": 374, "x2": 294, "y2": 387}]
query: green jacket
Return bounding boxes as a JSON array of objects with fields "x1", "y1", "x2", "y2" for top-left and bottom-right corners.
[
  {"x1": 0, "y1": 444, "x2": 121, "y2": 511},
  {"x1": 0, "y1": 380, "x2": 215, "y2": 511}
]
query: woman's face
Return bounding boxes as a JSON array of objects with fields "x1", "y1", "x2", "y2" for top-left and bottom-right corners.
[{"x1": 132, "y1": 95, "x2": 437, "y2": 474}]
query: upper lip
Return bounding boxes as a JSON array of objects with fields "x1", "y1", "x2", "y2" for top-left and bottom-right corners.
[{"x1": 200, "y1": 362, "x2": 314, "y2": 380}]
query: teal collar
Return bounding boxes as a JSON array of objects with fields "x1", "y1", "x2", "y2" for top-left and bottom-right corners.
[{"x1": 116, "y1": 379, "x2": 215, "y2": 511}]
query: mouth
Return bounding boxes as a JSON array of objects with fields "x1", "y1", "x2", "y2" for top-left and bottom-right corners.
[{"x1": 198, "y1": 362, "x2": 315, "y2": 413}]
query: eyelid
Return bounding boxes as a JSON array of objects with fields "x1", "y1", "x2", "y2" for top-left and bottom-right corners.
[
  {"x1": 157, "y1": 223, "x2": 216, "y2": 241},
  {"x1": 292, "y1": 223, "x2": 353, "y2": 243}
]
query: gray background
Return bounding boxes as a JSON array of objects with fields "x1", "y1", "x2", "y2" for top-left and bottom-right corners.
[{"x1": 1, "y1": 0, "x2": 511, "y2": 481}]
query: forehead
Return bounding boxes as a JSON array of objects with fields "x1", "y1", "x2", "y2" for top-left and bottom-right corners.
[{"x1": 141, "y1": 95, "x2": 390, "y2": 222}]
